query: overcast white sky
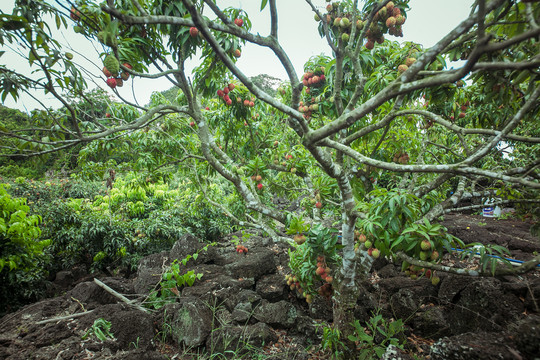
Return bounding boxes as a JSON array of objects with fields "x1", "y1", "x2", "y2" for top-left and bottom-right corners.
[{"x1": 1, "y1": 0, "x2": 474, "y2": 112}]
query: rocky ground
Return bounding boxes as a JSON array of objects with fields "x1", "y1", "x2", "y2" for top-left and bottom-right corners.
[{"x1": 0, "y1": 213, "x2": 539, "y2": 360}]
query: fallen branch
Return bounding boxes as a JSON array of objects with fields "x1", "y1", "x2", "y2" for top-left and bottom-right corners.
[
  {"x1": 36, "y1": 310, "x2": 94, "y2": 325},
  {"x1": 93, "y1": 278, "x2": 150, "y2": 313},
  {"x1": 396, "y1": 252, "x2": 540, "y2": 277}
]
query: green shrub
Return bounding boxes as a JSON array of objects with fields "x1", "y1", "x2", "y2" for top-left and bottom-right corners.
[{"x1": 0, "y1": 184, "x2": 50, "y2": 315}]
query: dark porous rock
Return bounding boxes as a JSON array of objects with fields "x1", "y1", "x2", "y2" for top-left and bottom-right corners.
[
  {"x1": 390, "y1": 288, "x2": 422, "y2": 320},
  {"x1": 206, "y1": 322, "x2": 277, "y2": 355},
  {"x1": 79, "y1": 304, "x2": 155, "y2": 350},
  {"x1": 181, "y1": 274, "x2": 247, "y2": 308},
  {"x1": 156, "y1": 297, "x2": 213, "y2": 348},
  {"x1": 54, "y1": 270, "x2": 75, "y2": 288},
  {"x1": 524, "y1": 277, "x2": 540, "y2": 312},
  {"x1": 133, "y1": 251, "x2": 168, "y2": 294},
  {"x1": 224, "y1": 247, "x2": 276, "y2": 280},
  {"x1": 256, "y1": 273, "x2": 287, "y2": 301},
  {"x1": 234, "y1": 289, "x2": 262, "y2": 307},
  {"x1": 377, "y1": 264, "x2": 399, "y2": 278},
  {"x1": 309, "y1": 295, "x2": 333, "y2": 322},
  {"x1": 253, "y1": 300, "x2": 297, "y2": 328},
  {"x1": 511, "y1": 315, "x2": 540, "y2": 359},
  {"x1": 169, "y1": 234, "x2": 209, "y2": 265},
  {"x1": 22, "y1": 321, "x2": 73, "y2": 348},
  {"x1": 109, "y1": 349, "x2": 168, "y2": 360},
  {"x1": 291, "y1": 314, "x2": 319, "y2": 342},
  {"x1": 65, "y1": 280, "x2": 120, "y2": 309},
  {"x1": 412, "y1": 305, "x2": 451, "y2": 339},
  {"x1": 231, "y1": 302, "x2": 253, "y2": 324},
  {"x1": 437, "y1": 274, "x2": 470, "y2": 304},
  {"x1": 430, "y1": 332, "x2": 518, "y2": 360},
  {"x1": 445, "y1": 277, "x2": 524, "y2": 335}
]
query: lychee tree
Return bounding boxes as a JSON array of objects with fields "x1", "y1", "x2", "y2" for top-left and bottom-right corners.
[{"x1": 1, "y1": 0, "x2": 540, "y2": 356}]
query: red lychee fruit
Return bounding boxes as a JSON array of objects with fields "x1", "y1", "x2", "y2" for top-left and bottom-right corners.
[
  {"x1": 249, "y1": 101, "x2": 254, "y2": 107},
  {"x1": 223, "y1": 95, "x2": 231, "y2": 102},
  {"x1": 257, "y1": 183, "x2": 263, "y2": 190},
  {"x1": 102, "y1": 67, "x2": 113, "y2": 78},
  {"x1": 217, "y1": 90, "x2": 224, "y2": 97},
  {"x1": 189, "y1": 121, "x2": 195, "y2": 127},
  {"x1": 70, "y1": 6, "x2": 81, "y2": 21},
  {"x1": 244, "y1": 99, "x2": 250, "y2": 106},
  {"x1": 106, "y1": 78, "x2": 117, "y2": 89},
  {"x1": 365, "y1": 40, "x2": 375, "y2": 50},
  {"x1": 226, "y1": 99, "x2": 232, "y2": 106},
  {"x1": 228, "y1": 83, "x2": 235, "y2": 91},
  {"x1": 105, "y1": 113, "x2": 112, "y2": 118},
  {"x1": 234, "y1": 49, "x2": 241, "y2": 57},
  {"x1": 234, "y1": 18, "x2": 243, "y2": 27},
  {"x1": 315, "y1": 202, "x2": 322, "y2": 209},
  {"x1": 189, "y1": 27, "x2": 199, "y2": 37},
  {"x1": 459, "y1": 112, "x2": 466, "y2": 118}
]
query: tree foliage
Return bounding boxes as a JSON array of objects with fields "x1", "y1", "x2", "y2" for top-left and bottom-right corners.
[{"x1": 1, "y1": 0, "x2": 539, "y2": 354}]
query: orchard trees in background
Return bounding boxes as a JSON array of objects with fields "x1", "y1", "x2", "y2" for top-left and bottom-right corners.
[{"x1": 1, "y1": 0, "x2": 540, "y2": 355}]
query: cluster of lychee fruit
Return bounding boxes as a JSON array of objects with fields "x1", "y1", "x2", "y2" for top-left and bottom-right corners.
[
  {"x1": 284, "y1": 274, "x2": 313, "y2": 303},
  {"x1": 302, "y1": 67, "x2": 326, "y2": 91},
  {"x1": 397, "y1": 57, "x2": 416, "y2": 74},
  {"x1": 403, "y1": 239, "x2": 441, "y2": 285},
  {"x1": 70, "y1": 5, "x2": 81, "y2": 21},
  {"x1": 216, "y1": 83, "x2": 235, "y2": 106},
  {"x1": 322, "y1": 3, "x2": 359, "y2": 45},
  {"x1": 102, "y1": 54, "x2": 132, "y2": 89},
  {"x1": 241, "y1": 97, "x2": 256, "y2": 107},
  {"x1": 251, "y1": 174, "x2": 264, "y2": 190},
  {"x1": 297, "y1": 95, "x2": 323, "y2": 120},
  {"x1": 235, "y1": 244, "x2": 248, "y2": 254},
  {"x1": 354, "y1": 231, "x2": 380, "y2": 258},
  {"x1": 308, "y1": 191, "x2": 322, "y2": 210},
  {"x1": 315, "y1": 255, "x2": 333, "y2": 284},
  {"x1": 393, "y1": 152, "x2": 409, "y2": 164},
  {"x1": 403, "y1": 263, "x2": 440, "y2": 285},
  {"x1": 364, "y1": 2, "x2": 406, "y2": 49}
]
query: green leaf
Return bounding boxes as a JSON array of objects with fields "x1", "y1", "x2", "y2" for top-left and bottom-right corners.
[{"x1": 260, "y1": 0, "x2": 268, "y2": 11}]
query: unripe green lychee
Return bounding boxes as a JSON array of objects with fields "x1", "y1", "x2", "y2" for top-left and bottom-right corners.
[
  {"x1": 419, "y1": 251, "x2": 429, "y2": 261},
  {"x1": 341, "y1": 33, "x2": 350, "y2": 43},
  {"x1": 364, "y1": 240, "x2": 372, "y2": 249},
  {"x1": 398, "y1": 64, "x2": 408, "y2": 73},
  {"x1": 339, "y1": 17, "x2": 351, "y2": 29},
  {"x1": 421, "y1": 240, "x2": 431, "y2": 251},
  {"x1": 385, "y1": 16, "x2": 396, "y2": 27},
  {"x1": 103, "y1": 54, "x2": 120, "y2": 76},
  {"x1": 405, "y1": 57, "x2": 416, "y2": 67}
]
